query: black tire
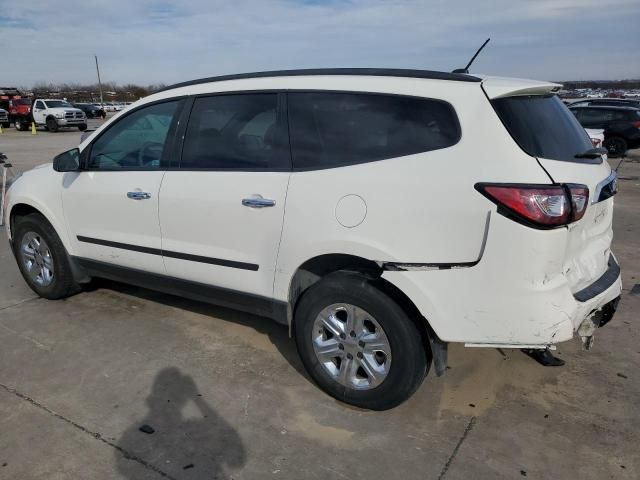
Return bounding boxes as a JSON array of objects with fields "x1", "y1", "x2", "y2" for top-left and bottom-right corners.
[
  {"x1": 1, "y1": 122, "x2": 9, "y2": 129},
  {"x1": 46, "y1": 117, "x2": 59, "y2": 133},
  {"x1": 12, "y1": 213, "x2": 80, "y2": 300},
  {"x1": 603, "y1": 136, "x2": 628, "y2": 157},
  {"x1": 294, "y1": 272, "x2": 429, "y2": 410},
  {"x1": 78, "y1": 124, "x2": 87, "y2": 131},
  {"x1": 15, "y1": 119, "x2": 25, "y2": 131}
]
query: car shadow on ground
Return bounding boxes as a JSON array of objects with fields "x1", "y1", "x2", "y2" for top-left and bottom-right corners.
[
  {"x1": 116, "y1": 367, "x2": 246, "y2": 479},
  {"x1": 89, "y1": 279, "x2": 311, "y2": 382}
]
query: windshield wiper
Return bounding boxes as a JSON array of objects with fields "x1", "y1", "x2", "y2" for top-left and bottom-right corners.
[{"x1": 575, "y1": 147, "x2": 607, "y2": 159}]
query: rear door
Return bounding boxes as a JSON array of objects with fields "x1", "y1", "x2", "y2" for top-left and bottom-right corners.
[
  {"x1": 158, "y1": 92, "x2": 291, "y2": 302},
  {"x1": 491, "y1": 95, "x2": 615, "y2": 294}
]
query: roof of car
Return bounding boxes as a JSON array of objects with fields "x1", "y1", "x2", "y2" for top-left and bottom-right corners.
[{"x1": 158, "y1": 68, "x2": 481, "y2": 92}]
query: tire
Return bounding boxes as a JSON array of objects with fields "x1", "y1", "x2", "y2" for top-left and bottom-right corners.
[
  {"x1": 11, "y1": 213, "x2": 80, "y2": 300},
  {"x1": 1, "y1": 122, "x2": 9, "y2": 129},
  {"x1": 15, "y1": 119, "x2": 25, "y2": 131},
  {"x1": 603, "y1": 136, "x2": 627, "y2": 157},
  {"x1": 78, "y1": 124, "x2": 87, "y2": 131},
  {"x1": 46, "y1": 117, "x2": 59, "y2": 132},
  {"x1": 294, "y1": 272, "x2": 429, "y2": 410}
]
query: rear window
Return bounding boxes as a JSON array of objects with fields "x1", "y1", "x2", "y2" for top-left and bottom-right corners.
[
  {"x1": 288, "y1": 92, "x2": 460, "y2": 170},
  {"x1": 492, "y1": 95, "x2": 592, "y2": 162}
]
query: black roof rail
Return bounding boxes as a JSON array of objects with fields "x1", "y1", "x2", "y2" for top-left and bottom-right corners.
[{"x1": 158, "y1": 68, "x2": 481, "y2": 93}]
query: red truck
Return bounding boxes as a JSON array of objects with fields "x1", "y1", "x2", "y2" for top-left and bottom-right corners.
[{"x1": 0, "y1": 87, "x2": 33, "y2": 130}]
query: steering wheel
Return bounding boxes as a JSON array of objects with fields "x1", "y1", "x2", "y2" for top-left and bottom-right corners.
[{"x1": 138, "y1": 142, "x2": 164, "y2": 166}]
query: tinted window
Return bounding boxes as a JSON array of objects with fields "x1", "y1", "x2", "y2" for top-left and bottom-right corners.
[
  {"x1": 288, "y1": 92, "x2": 459, "y2": 170},
  {"x1": 181, "y1": 94, "x2": 288, "y2": 170},
  {"x1": 88, "y1": 101, "x2": 179, "y2": 169},
  {"x1": 492, "y1": 95, "x2": 592, "y2": 162},
  {"x1": 34, "y1": 101, "x2": 45, "y2": 109}
]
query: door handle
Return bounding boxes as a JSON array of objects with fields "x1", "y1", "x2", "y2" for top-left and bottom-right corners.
[
  {"x1": 242, "y1": 197, "x2": 276, "y2": 208},
  {"x1": 127, "y1": 191, "x2": 151, "y2": 200}
]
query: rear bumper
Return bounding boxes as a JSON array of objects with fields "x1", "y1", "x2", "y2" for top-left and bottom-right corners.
[{"x1": 382, "y1": 213, "x2": 622, "y2": 347}]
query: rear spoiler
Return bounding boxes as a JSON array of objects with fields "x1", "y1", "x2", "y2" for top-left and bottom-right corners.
[{"x1": 480, "y1": 76, "x2": 562, "y2": 99}]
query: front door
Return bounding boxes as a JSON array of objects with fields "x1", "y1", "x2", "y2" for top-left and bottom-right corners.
[
  {"x1": 62, "y1": 99, "x2": 182, "y2": 274},
  {"x1": 159, "y1": 93, "x2": 291, "y2": 300},
  {"x1": 32, "y1": 100, "x2": 46, "y2": 124}
]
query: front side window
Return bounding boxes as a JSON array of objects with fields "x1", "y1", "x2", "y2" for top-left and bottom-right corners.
[
  {"x1": 34, "y1": 101, "x2": 45, "y2": 110},
  {"x1": 181, "y1": 94, "x2": 288, "y2": 170},
  {"x1": 88, "y1": 101, "x2": 179, "y2": 169},
  {"x1": 288, "y1": 92, "x2": 460, "y2": 170}
]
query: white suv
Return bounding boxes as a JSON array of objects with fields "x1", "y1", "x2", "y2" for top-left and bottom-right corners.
[{"x1": 4, "y1": 69, "x2": 622, "y2": 409}]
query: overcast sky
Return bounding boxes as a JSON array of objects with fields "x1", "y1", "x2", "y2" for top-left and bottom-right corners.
[{"x1": 2, "y1": 0, "x2": 639, "y2": 87}]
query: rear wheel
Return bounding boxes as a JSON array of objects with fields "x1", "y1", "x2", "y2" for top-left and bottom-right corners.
[
  {"x1": 46, "y1": 117, "x2": 59, "y2": 132},
  {"x1": 604, "y1": 136, "x2": 627, "y2": 157},
  {"x1": 14, "y1": 119, "x2": 25, "y2": 131},
  {"x1": 12, "y1": 213, "x2": 80, "y2": 299},
  {"x1": 294, "y1": 272, "x2": 429, "y2": 410}
]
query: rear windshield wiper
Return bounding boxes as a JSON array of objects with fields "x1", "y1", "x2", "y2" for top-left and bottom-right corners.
[{"x1": 575, "y1": 147, "x2": 608, "y2": 159}]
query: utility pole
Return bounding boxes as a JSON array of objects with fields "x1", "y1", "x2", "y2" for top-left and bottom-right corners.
[{"x1": 95, "y1": 55, "x2": 104, "y2": 107}]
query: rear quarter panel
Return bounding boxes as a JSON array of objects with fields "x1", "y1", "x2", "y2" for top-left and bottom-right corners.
[{"x1": 272, "y1": 77, "x2": 552, "y2": 303}]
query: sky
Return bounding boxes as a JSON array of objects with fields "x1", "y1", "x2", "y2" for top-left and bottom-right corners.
[{"x1": 1, "y1": 0, "x2": 639, "y2": 87}]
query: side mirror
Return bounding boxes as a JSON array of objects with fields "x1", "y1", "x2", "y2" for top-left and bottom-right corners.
[{"x1": 53, "y1": 148, "x2": 81, "y2": 172}]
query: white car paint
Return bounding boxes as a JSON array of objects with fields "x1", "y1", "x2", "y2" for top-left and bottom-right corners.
[
  {"x1": 31, "y1": 99, "x2": 86, "y2": 128},
  {"x1": 5, "y1": 71, "x2": 621, "y2": 351}
]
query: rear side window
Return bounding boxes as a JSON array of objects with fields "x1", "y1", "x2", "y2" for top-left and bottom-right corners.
[
  {"x1": 492, "y1": 95, "x2": 592, "y2": 162},
  {"x1": 288, "y1": 92, "x2": 460, "y2": 170},
  {"x1": 181, "y1": 94, "x2": 289, "y2": 170}
]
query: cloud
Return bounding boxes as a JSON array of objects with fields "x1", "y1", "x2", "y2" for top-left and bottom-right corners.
[{"x1": 1, "y1": 0, "x2": 638, "y2": 86}]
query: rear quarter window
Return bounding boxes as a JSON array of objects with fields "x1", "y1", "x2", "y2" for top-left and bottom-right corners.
[
  {"x1": 288, "y1": 92, "x2": 460, "y2": 170},
  {"x1": 492, "y1": 95, "x2": 592, "y2": 162}
]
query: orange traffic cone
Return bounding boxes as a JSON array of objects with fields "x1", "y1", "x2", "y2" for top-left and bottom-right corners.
[{"x1": 31, "y1": 122, "x2": 37, "y2": 135}]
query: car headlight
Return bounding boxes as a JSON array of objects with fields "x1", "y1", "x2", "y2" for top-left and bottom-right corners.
[{"x1": 55, "y1": 113, "x2": 64, "y2": 119}]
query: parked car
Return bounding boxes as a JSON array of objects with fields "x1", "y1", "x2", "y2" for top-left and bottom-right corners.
[
  {"x1": 0, "y1": 108, "x2": 9, "y2": 128},
  {"x1": 30, "y1": 99, "x2": 87, "y2": 132},
  {"x1": 4, "y1": 69, "x2": 621, "y2": 409},
  {"x1": 569, "y1": 105, "x2": 640, "y2": 156},
  {"x1": 585, "y1": 128, "x2": 605, "y2": 148},
  {"x1": 72, "y1": 103, "x2": 106, "y2": 119},
  {"x1": 570, "y1": 98, "x2": 640, "y2": 109}
]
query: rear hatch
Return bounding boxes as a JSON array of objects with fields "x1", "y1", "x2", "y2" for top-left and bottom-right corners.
[{"x1": 484, "y1": 81, "x2": 616, "y2": 295}]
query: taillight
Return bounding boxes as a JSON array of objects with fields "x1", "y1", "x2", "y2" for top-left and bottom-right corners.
[
  {"x1": 475, "y1": 183, "x2": 589, "y2": 229},
  {"x1": 632, "y1": 120, "x2": 640, "y2": 129}
]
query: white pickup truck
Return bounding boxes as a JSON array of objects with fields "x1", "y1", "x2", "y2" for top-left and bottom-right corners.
[{"x1": 31, "y1": 99, "x2": 87, "y2": 132}]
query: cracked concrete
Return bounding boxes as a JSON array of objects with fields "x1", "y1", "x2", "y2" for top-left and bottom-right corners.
[{"x1": 0, "y1": 127, "x2": 639, "y2": 479}]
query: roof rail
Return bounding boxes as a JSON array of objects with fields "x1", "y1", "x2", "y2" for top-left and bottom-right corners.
[{"x1": 158, "y1": 68, "x2": 481, "y2": 92}]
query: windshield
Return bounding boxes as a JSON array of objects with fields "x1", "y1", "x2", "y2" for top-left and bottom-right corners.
[
  {"x1": 44, "y1": 100, "x2": 73, "y2": 108},
  {"x1": 492, "y1": 95, "x2": 593, "y2": 162}
]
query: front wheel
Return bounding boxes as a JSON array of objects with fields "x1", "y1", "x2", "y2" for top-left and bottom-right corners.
[
  {"x1": 46, "y1": 117, "x2": 59, "y2": 132},
  {"x1": 1, "y1": 122, "x2": 9, "y2": 129},
  {"x1": 78, "y1": 124, "x2": 87, "y2": 131},
  {"x1": 15, "y1": 119, "x2": 25, "y2": 131},
  {"x1": 294, "y1": 272, "x2": 429, "y2": 410},
  {"x1": 603, "y1": 136, "x2": 628, "y2": 157},
  {"x1": 12, "y1": 213, "x2": 80, "y2": 299}
]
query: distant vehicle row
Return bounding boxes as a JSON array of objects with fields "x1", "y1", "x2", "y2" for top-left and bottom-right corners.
[{"x1": 568, "y1": 101, "x2": 640, "y2": 156}]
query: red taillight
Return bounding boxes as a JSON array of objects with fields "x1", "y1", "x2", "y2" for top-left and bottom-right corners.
[
  {"x1": 632, "y1": 120, "x2": 640, "y2": 129},
  {"x1": 475, "y1": 184, "x2": 589, "y2": 229}
]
